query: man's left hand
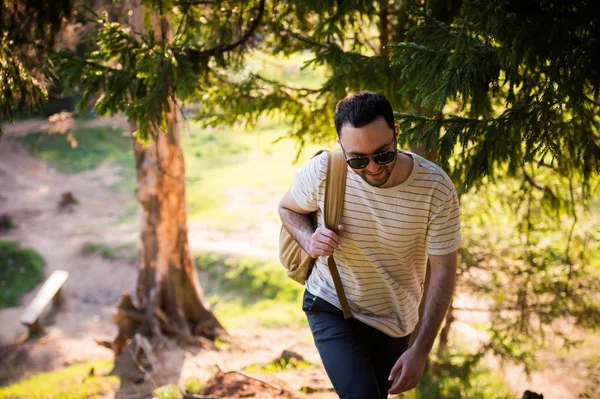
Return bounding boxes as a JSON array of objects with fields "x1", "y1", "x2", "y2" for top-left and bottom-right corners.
[{"x1": 387, "y1": 346, "x2": 428, "y2": 395}]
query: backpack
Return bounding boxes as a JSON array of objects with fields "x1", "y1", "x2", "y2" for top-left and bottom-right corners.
[{"x1": 279, "y1": 150, "x2": 352, "y2": 319}]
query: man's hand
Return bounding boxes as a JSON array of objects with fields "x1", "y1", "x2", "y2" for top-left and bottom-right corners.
[
  {"x1": 279, "y1": 191, "x2": 345, "y2": 259},
  {"x1": 387, "y1": 346, "x2": 428, "y2": 395},
  {"x1": 387, "y1": 252, "x2": 457, "y2": 395},
  {"x1": 309, "y1": 225, "x2": 344, "y2": 258}
]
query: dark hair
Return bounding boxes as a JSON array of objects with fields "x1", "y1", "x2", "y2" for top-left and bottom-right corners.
[{"x1": 334, "y1": 91, "x2": 395, "y2": 136}]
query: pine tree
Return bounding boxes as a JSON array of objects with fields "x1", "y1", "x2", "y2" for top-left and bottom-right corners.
[
  {"x1": 194, "y1": 0, "x2": 600, "y2": 370},
  {"x1": 389, "y1": 0, "x2": 599, "y2": 196},
  {"x1": 45, "y1": 0, "x2": 264, "y2": 350},
  {"x1": 0, "y1": 0, "x2": 72, "y2": 134}
]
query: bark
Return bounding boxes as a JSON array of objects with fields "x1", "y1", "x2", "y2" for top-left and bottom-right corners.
[
  {"x1": 106, "y1": 1, "x2": 224, "y2": 355},
  {"x1": 131, "y1": 101, "x2": 223, "y2": 341}
]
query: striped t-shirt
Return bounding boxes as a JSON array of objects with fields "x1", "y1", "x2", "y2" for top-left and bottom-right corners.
[{"x1": 289, "y1": 150, "x2": 461, "y2": 337}]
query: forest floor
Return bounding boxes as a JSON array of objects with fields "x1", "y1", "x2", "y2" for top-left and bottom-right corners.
[
  {"x1": 0, "y1": 116, "x2": 335, "y2": 399},
  {"x1": 0, "y1": 117, "x2": 595, "y2": 399}
]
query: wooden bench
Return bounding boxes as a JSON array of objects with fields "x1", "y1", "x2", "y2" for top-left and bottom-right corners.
[{"x1": 20, "y1": 270, "x2": 69, "y2": 334}]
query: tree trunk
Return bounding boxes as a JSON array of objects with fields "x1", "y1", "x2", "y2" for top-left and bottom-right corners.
[
  {"x1": 103, "y1": 1, "x2": 224, "y2": 355},
  {"x1": 131, "y1": 100, "x2": 224, "y2": 341}
]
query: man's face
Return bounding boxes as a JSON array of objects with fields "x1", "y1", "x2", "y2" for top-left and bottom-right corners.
[{"x1": 338, "y1": 116, "x2": 398, "y2": 188}]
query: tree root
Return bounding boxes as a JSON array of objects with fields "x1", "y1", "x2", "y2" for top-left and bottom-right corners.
[{"x1": 98, "y1": 291, "x2": 226, "y2": 355}]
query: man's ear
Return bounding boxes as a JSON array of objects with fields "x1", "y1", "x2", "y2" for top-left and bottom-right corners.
[
  {"x1": 394, "y1": 124, "x2": 400, "y2": 140},
  {"x1": 336, "y1": 137, "x2": 341, "y2": 145}
]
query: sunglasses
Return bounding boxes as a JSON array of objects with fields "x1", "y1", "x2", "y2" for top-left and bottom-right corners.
[{"x1": 340, "y1": 143, "x2": 397, "y2": 169}]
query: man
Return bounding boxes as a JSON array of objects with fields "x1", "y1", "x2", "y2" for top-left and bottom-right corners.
[{"x1": 279, "y1": 91, "x2": 461, "y2": 398}]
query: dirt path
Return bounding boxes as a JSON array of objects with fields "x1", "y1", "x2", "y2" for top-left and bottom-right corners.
[{"x1": 0, "y1": 126, "x2": 138, "y2": 365}]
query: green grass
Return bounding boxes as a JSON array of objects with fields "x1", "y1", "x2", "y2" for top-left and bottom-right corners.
[
  {"x1": 243, "y1": 357, "x2": 315, "y2": 374},
  {"x1": 398, "y1": 360, "x2": 515, "y2": 399},
  {"x1": 0, "y1": 215, "x2": 16, "y2": 230},
  {"x1": 19, "y1": 126, "x2": 134, "y2": 183},
  {"x1": 183, "y1": 377, "x2": 205, "y2": 394},
  {"x1": 17, "y1": 119, "x2": 326, "y2": 230},
  {"x1": 196, "y1": 253, "x2": 302, "y2": 301},
  {"x1": 181, "y1": 120, "x2": 326, "y2": 229},
  {"x1": 195, "y1": 253, "x2": 306, "y2": 329},
  {"x1": 81, "y1": 242, "x2": 136, "y2": 262},
  {"x1": 152, "y1": 384, "x2": 183, "y2": 399},
  {"x1": 0, "y1": 241, "x2": 45, "y2": 308},
  {"x1": 211, "y1": 298, "x2": 306, "y2": 329},
  {"x1": 0, "y1": 361, "x2": 119, "y2": 399}
]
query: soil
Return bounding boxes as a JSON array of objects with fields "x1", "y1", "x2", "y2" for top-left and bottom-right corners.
[
  {"x1": 0, "y1": 117, "x2": 595, "y2": 399},
  {"x1": 198, "y1": 369, "x2": 296, "y2": 398}
]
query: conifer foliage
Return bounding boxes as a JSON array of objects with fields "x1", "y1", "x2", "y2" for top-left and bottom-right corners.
[
  {"x1": 390, "y1": 0, "x2": 600, "y2": 197},
  {"x1": 0, "y1": 0, "x2": 72, "y2": 133},
  {"x1": 55, "y1": 0, "x2": 265, "y2": 142},
  {"x1": 194, "y1": 0, "x2": 432, "y2": 148}
]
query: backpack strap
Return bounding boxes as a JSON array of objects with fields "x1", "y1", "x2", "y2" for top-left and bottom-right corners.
[{"x1": 324, "y1": 150, "x2": 352, "y2": 319}]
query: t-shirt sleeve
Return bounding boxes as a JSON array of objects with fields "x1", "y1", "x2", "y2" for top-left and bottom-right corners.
[
  {"x1": 426, "y1": 182, "x2": 462, "y2": 256},
  {"x1": 289, "y1": 152, "x2": 328, "y2": 212}
]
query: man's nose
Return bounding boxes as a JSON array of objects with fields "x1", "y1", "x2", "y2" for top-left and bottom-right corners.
[{"x1": 366, "y1": 158, "x2": 379, "y2": 172}]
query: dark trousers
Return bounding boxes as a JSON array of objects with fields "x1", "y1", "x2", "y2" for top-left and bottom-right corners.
[{"x1": 303, "y1": 290, "x2": 410, "y2": 399}]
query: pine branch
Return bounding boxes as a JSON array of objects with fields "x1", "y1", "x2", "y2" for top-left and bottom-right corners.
[
  {"x1": 397, "y1": 112, "x2": 496, "y2": 125},
  {"x1": 252, "y1": 73, "x2": 321, "y2": 95},
  {"x1": 186, "y1": 0, "x2": 265, "y2": 60},
  {"x1": 279, "y1": 26, "x2": 384, "y2": 61}
]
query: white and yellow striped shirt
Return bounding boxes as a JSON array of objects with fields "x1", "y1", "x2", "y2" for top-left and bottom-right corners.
[{"x1": 290, "y1": 150, "x2": 461, "y2": 337}]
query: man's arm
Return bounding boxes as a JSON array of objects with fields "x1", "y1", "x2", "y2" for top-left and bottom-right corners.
[
  {"x1": 387, "y1": 251, "x2": 457, "y2": 395},
  {"x1": 279, "y1": 191, "x2": 343, "y2": 258}
]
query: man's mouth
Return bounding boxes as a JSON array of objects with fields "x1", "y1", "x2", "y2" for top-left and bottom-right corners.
[{"x1": 367, "y1": 170, "x2": 384, "y2": 178}]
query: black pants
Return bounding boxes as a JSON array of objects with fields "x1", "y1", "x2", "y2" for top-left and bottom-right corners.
[{"x1": 303, "y1": 290, "x2": 410, "y2": 399}]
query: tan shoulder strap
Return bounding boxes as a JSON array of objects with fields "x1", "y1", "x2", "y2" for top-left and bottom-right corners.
[{"x1": 324, "y1": 150, "x2": 352, "y2": 319}]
